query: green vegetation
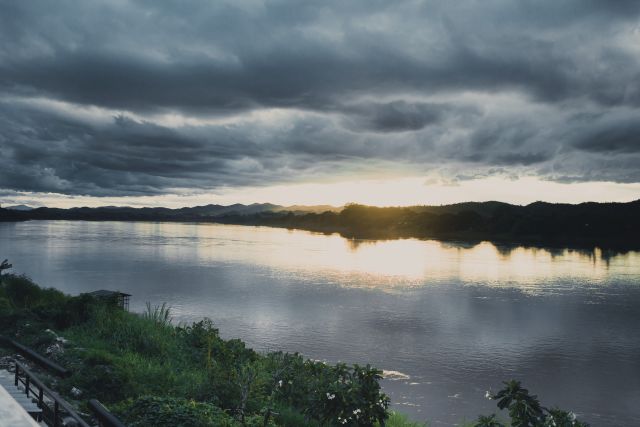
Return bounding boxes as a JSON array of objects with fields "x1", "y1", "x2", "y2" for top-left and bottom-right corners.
[
  {"x1": 382, "y1": 412, "x2": 428, "y2": 427},
  {"x1": 0, "y1": 273, "x2": 591, "y2": 426},
  {"x1": 474, "y1": 381, "x2": 589, "y2": 427},
  {"x1": 0, "y1": 273, "x2": 391, "y2": 426}
]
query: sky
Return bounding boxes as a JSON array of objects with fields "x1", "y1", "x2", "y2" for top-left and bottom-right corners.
[{"x1": 1, "y1": 0, "x2": 640, "y2": 208}]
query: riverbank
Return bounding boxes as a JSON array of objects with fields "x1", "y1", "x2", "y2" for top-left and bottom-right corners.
[
  {"x1": 0, "y1": 272, "x2": 594, "y2": 426},
  {"x1": 0, "y1": 273, "x2": 399, "y2": 426}
]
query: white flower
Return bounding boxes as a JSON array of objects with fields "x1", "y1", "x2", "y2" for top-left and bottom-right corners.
[
  {"x1": 278, "y1": 380, "x2": 283, "y2": 387},
  {"x1": 327, "y1": 393, "x2": 335, "y2": 400},
  {"x1": 485, "y1": 390, "x2": 492, "y2": 399},
  {"x1": 568, "y1": 412, "x2": 576, "y2": 422},
  {"x1": 288, "y1": 380, "x2": 293, "y2": 385}
]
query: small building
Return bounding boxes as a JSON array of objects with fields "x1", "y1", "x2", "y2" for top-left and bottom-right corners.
[{"x1": 87, "y1": 290, "x2": 131, "y2": 310}]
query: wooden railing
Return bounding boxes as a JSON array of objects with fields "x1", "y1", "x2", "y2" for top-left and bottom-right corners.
[
  {"x1": 88, "y1": 399, "x2": 128, "y2": 427},
  {"x1": 0, "y1": 336, "x2": 70, "y2": 377},
  {"x1": 14, "y1": 360, "x2": 90, "y2": 427}
]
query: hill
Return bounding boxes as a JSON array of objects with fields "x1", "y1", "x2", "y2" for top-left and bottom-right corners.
[{"x1": 1, "y1": 200, "x2": 639, "y2": 248}]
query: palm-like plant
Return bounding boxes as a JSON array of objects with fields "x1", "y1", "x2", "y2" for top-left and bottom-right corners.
[
  {"x1": 544, "y1": 408, "x2": 589, "y2": 427},
  {"x1": 493, "y1": 380, "x2": 544, "y2": 427},
  {"x1": 474, "y1": 413, "x2": 505, "y2": 427},
  {"x1": 477, "y1": 381, "x2": 589, "y2": 427}
]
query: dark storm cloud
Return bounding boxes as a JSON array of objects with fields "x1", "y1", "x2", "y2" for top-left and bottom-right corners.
[
  {"x1": 1, "y1": 0, "x2": 640, "y2": 196},
  {"x1": 0, "y1": 101, "x2": 438, "y2": 196},
  {"x1": 341, "y1": 101, "x2": 451, "y2": 133},
  {"x1": 570, "y1": 114, "x2": 640, "y2": 154},
  {"x1": 2, "y1": 0, "x2": 640, "y2": 112}
]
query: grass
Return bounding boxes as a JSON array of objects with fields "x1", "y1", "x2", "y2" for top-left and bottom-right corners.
[
  {"x1": 0, "y1": 273, "x2": 592, "y2": 426},
  {"x1": 379, "y1": 411, "x2": 428, "y2": 427},
  {"x1": 1, "y1": 273, "x2": 426, "y2": 426}
]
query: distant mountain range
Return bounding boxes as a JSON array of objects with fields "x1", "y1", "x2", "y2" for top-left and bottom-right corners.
[
  {"x1": 1, "y1": 200, "x2": 639, "y2": 249},
  {"x1": 0, "y1": 202, "x2": 340, "y2": 222},
  {"x1": 2, "y1": 204, "x2": 35, "y2": 211}
]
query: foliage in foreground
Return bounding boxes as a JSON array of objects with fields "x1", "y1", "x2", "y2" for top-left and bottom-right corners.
[
  {"x1": 0, "y1": 273, "x2": 591, "y2": 426},
  {"x1": 379, "y1": 411, "x2": 428, "y2": 427},
  {"x1": 0, "y1": 273, "x2": 390, "y2": 426},
  {"x1": 111, "y1": 396, "x2": 239, "y2": 427},
  {"x1": 474, "y1": 380, "x2": 589, "y2": 427}
]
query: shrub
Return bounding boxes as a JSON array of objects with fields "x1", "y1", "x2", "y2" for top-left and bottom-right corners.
[
  {"x1": 380, "y1": 411, "x2": 428, "y2": 427},
  {"x1": 0, "y1": 296, "x2": 11, "y2": 314},
  {"x1": 266, "y1": 352, "x2": 389, "y2": 426},
  {"x1": 60, "y1": 349, "x2": 133, "y2": 403},
  {"x1": 478, "y1": 381, "x2": 589, "y2": 427},
  {"x1": 112, "y1": 396, "x2": 237, "y2": 427}
]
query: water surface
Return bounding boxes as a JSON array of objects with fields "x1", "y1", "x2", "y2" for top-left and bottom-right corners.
[{"x1": 1, "y1": 221, "x2": 639, "y2": 426}]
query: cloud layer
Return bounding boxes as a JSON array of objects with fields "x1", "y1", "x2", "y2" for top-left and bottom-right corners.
[{"x1": 1, "y1": 0, "x2": 639, "y2": 197}]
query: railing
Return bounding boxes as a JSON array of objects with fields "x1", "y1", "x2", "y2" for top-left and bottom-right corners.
[
  {"x1": 14, "y1": 360, "x2": 90, "y2": 427},
  {"x1": 0, "y1": 336, "x2": 71, "y2": 377},
  {"x1": 88, "y1": 399, "x2": 128, "y2": 427}
]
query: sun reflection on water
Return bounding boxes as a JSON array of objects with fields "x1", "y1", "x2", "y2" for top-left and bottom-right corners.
[{"x1": 114, "y1": 222, "x2": 639, "y2": 292}]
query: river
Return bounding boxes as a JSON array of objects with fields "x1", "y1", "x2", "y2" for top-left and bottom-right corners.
[{"x1": 1, "y1": 220, "x2": 639, "y2": 426}]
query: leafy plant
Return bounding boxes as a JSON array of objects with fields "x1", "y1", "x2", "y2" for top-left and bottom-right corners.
[
  {"x1": 481, "y1": 381, "x2": 589, "y2": 427},
  {"x1": 493, "y1": 380, "x2": 544, "y2": 426},
  {"x1": 473, "y1": 414, "x2": 505, "y2": 427},
  {"x1": 113, "y1": 396, "x2": 236, "y2": 427},
  {"x1": 380, "y1": 411, "x2": 428, "y2": 427},
  {"x1": 543, "y1": 408, "x2": 588, "y2": 427}
]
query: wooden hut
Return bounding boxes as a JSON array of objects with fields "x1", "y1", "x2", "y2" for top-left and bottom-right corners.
[{"x1": 87, "y1": 290, "x2": 131, "y2": 311}]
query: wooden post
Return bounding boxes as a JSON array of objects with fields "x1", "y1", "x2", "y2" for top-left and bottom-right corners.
[{"x1": 54, "y1": 401, "x2": 59, "y2": 427}]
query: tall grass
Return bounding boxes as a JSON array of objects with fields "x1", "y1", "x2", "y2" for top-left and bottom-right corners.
[
  {"x1": 61, "y1": 304, "x2": 209, "y2": 403},
  {"x1": 142, "y1": 302, "x2": 172, "y2": 327}
]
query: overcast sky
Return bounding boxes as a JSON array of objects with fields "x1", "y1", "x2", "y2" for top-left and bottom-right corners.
[{"x1": 1, "y1": 0, "x2": 640, "y2": 207}]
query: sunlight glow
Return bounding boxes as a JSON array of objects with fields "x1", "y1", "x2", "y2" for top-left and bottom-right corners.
[
  {"x1": 4, "y1": 176, "x2": 640, "y2": 208},
  {"x1": 114, "y1": 222, "x2": 634, "y2": 293}
]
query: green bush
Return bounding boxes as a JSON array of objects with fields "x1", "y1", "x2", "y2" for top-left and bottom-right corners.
[
  {"x1": 477, "y1": 380, "x2": 589, "y2": 427},
  {"x1": 0, "y1": 296, "x2": 11, "y2": 314},
  {"x1": 264, "y1": 352, "x2": 389, "y2": 426},
  {"x1": 0, "y1": 274, "x2": 100, "y2": 331},
  {"x1": 379, "y1": 411, "x2": 428, "y2": 427},
  {"x1": 112, "y1": 396, "x2": 237, "y2": 427},
  {"x1": 59, "y1": 349, "x2": 134, "y2": 403}
]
